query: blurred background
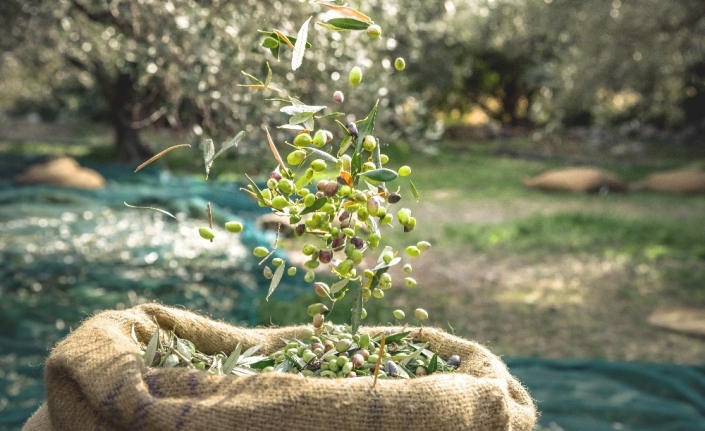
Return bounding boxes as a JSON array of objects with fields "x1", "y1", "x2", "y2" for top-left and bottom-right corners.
[{"x1": 1, "y1": 0, "x2": 704, "y2": 430}]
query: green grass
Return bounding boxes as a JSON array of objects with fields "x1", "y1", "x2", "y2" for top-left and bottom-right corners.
[{"x1": 443, "y1": 212, "x2": 705, "y2": 262}]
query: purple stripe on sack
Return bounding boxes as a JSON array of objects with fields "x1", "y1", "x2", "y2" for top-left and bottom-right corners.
[
  {"x1": 98, "y1": 379, "x2": 125, "y2": 418},
  {"x1": 175, "y1": 402, "x2": 192, "y2": 430},
  {"x1": 145, "y1": 372, "x2": 164, "y2": 397},
  {"x1": 129, "y1": 395, "x2": 155, "y2": 431},
  {"x1": 189, "y1": 371, "x2": 199, "y2": 396}
]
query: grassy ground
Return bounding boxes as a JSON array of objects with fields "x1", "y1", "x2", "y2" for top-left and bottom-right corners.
[
  {"x1": 262, "y1": 140, "x2": 705, "y2": 364},
  {"x1": 3, "y1": 123, "x2": 705, "y2": 364}
]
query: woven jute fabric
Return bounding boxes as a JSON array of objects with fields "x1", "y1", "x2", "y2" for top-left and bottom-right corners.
[
  {"x1": 523, "y1": 167, "x2": 627, "y2": 193},
  {"x1": 23, "y1": 303, "x2": 536, "y2": 431},
  {"x1": 630, "y1": 170, "x2": 705, "y2": 194}
]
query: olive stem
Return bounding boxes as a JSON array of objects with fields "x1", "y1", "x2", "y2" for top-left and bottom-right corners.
[{"x1": 372, "y1": 334, "x2": 386, "y2": 388}]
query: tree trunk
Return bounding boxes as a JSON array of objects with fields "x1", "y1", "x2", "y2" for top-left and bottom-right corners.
[
  {"x1": 114, "y1": 119, "x2": 153, "y2": 163},
  {"x1": 109, "y1": 70, "x2": 154, "y2": 164}
]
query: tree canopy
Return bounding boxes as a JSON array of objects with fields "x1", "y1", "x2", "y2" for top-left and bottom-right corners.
[{"x1": 2, "y1": 0, "x2": 704, "y2": 160}]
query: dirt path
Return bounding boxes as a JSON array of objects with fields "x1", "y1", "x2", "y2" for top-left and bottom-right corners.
[{"x1": 387, "y1": 192, "x2": 705, "y2": 364}]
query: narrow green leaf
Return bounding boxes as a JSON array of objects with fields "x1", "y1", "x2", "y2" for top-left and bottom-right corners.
[
  {"x1": 383, "y1": 331, "x2": 411, "y2": 344},
  {"x1": 400, "y1": 343, "x2": 429, "y2": 367},
  {"x1": 144, "y1": 326, "x2": 160, "y2": 367},
  {"x1": 264, "y1": 62, "x2": 273, "y2": 88},
  {"x1": 292, "y1": 17, "x2": 312, "y2": 71},
  {"x1": 373, "y1": 256, "x2": 401, "y2": 271},
  {"x1": 351, "y1": 282, "x2": 364, "y2": 335},
  {"x1": 410, "y1": 180, "x2": 420, "y2": 202},
  {"x1": 329, "y1": 278, "x2": 349, "y2": 294},
  {"x1": 360, "y1": 168, "x2": 398, "y2": 182},
  {"x1": 316, "y1": 22, "x2": 347, "y2": 31},
  {"x1": 337, "y1": 135, "x2": 352, "y2": 157},
  {"x1": 231, "y1": 366, "x2": 259, "y2": 376},
  {"x1": 243, "y1": 174, "x2": 267, "y2": 204},
  {"x1": 284, "y1": 352, "x2": 306, "y2": 370},
  {"x1": 323, "y1": 17, "x2": 371, "y2": 31},
  {"x1": 248, "y1": 358, "x2": 275, "y2": 369},
  {"x1": 280, "y1": 105, "x2": 327, "y2": 115},
  {"x1": 262, "y1": 37, "x2": 279, "y2": 49},
  {"x1": 209, "y1": 131, "x2": 245, "y2": 165},
  {"x1": 428, "y1": 352, "x2": 439, "y2": 374},
  {"x1": 241, "y1": 344, "x2": 264, "y2": 359},
  {"x1": 351, "y1": 153, "x2": 362, "y2": 180},
  {"x1": 289, "y1": 111, "x2": 315, "y2": 125},
  {"x1": 266, "y1": 263, "x2": 286, "y2": 301},
  {"x1": 316, "y1": 112, "x2": 345, "y2": 119},
  {"x1": 269, "y1": 45, "x2": 280, "y2": 60},
  {"x1": 123, "y1": 202, "x2": 176, "y2": 219},
  {"x1": 277, "y1": 124, "x2": 307, "y2": 131},
  {"x1": 223, "y1": 343, "x2": 242, "y2": 374},
  {"x1": 372, "y1": 137, "x2": 382, "y2": 168},
  {"x1": 356, "y1": 100, "x2": 380, "y2": 153},
  {"x1": 305, "y1": 147, "x2": 339, "y2": 163},
  {"x1": 299, "y1": 197, "x2": 327, "y2": 215},
  {"x1": 240, "y1": 71, "x2": 263, "y2": 85},
  {"x1": 203, "y1": 138, "x2": 215, "y2": 179}
]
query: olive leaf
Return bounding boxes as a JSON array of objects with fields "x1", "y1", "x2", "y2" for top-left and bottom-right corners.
[
  {"x1": 315, "y1": 2, "x2": 372, "y2": 23},
  {"x1": 299, "y1": 197, "x2": 327, "y2": 215},
  {"x1": 205, "y1": 131, "x2": 245, "y2": 172},
  {"x1": 400, "y1": 343, "x2": 429, "y2": 367},
  {"x1": 266, "y1": 263, "x2": 286, "y2": 301},
  {"x1": 249, "y1": 358, "x2": 275, "y2": 369},
  {"x1": 351, "y1": 281, "x2": 364, "y2": 335},
  {"x1": 123, "y1": 202, "x2": 176, "y2": 219},
  {"x1": 278, "y1": 124, "x2": 306, "y2": 131},
  {"x1": 144, "y1": 326, "x2": 160, "y2": 367},
  {"x1": 304, "y1": 147, "x2": 339, "y2": 163},
  {"x1": 280, "y1": 105, "x2": 327, "y2": 116},
  {"x1": 410, "y1": 180, "x2": 420, "y2": 202},
  {"x1": 223, "y1": 343, "x2": 242, "y2": 374},
  {"x1": 135, "y1": 143, "x2": 191, "y2": 172},
  {"x1": 329, "y1": 278, "x2": 349, "y2": 295},
  {"x1": 360, "y1": 168, "x2": 398, "y2": 182},
  {"x1": 323, "y1": 17, "x2": 371, "y2": 31},
  {"x1": 242, "y1": 174, "x2": 267, "y2": 205},
  {"x1": 427, "y1": 352, "x2": 439, "y2": 374},
  {"x1": 203, "y1": 138, "x2": 215, "y2": 179},
  {"x1": 289, "y1": 111, "x2": 315, "y2": 125},
  {"x1": 377, "y1": 331, "x2": 411, "y2": 344},
  {"x1": 292, "y1": 17, "x2": 311, "y2": 71},
  {"x1": 355, "y1": 100, "x2": 379, "y2": 153}
]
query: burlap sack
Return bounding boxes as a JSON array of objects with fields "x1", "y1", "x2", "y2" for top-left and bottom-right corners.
[
  {"x1": 23, "y1": 303, "x2": 536, "y2": 431},
  {"x1": 629, "y1": 170, "x2": 705, "y2": 194},
  {"x1": 15, "y1": 156, "x2": 106, "y2": 190},
  {"x1": 522, "y1": 167, "x2": 627, "y2": 193}
]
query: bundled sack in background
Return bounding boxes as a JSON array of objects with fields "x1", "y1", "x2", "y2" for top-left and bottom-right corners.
[{"x1": 23, "y1": 303, "x2": 536, "y2": 431}]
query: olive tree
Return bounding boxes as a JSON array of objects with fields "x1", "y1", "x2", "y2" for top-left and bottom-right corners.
[{"x1": 3, "y1": 0, "x2": 433, "y2": 162}]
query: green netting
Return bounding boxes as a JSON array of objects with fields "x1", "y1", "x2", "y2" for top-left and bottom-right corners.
[
  {"x1": 0, "y1": 156, "x2": 309, "y2": 430},
  {"x1": 1, "y1": 156, "x2": 704, "y2": 431},
  {"x1": 506, "y1": 358, "x2": 705, "y2": 431}
]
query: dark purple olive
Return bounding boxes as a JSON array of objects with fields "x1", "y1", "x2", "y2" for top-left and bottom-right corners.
[
  {"x1": 318, "y1": 250, "x2": 333, "y2": 264},
  {"x1": 388, "y1": 192, "x2": 401, "y2": 204},
  {"x1": 331, "y1": 234, "x2": 346, "y2": 251},
  {"x1": 324, "y1": 182, "x2": 339, "y2": 197},
  {"x1": 270, "y1": 171, "x2": 283, "y2": 181},
  {"x1": 447, "y1": 355, "x2": 461, "y2": 369},
  {"x1": 295, "y1": 224, "x2": 306, "y2": 237},
  {"x1": 384, "y1": 361, "x2": 400, "y2": 377},
  {"x1": 316, "y1": 180, "x2": 328, "y2": 192},
  {"x1": 346, "y1": 122, "x2": 358, "y2": 139},
  {"x1": 350, "y1": 236, "x2": 364, "y2": 249},
  {"x1": 307, "y1": 359, "x2": 322, "y2": 371}
]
